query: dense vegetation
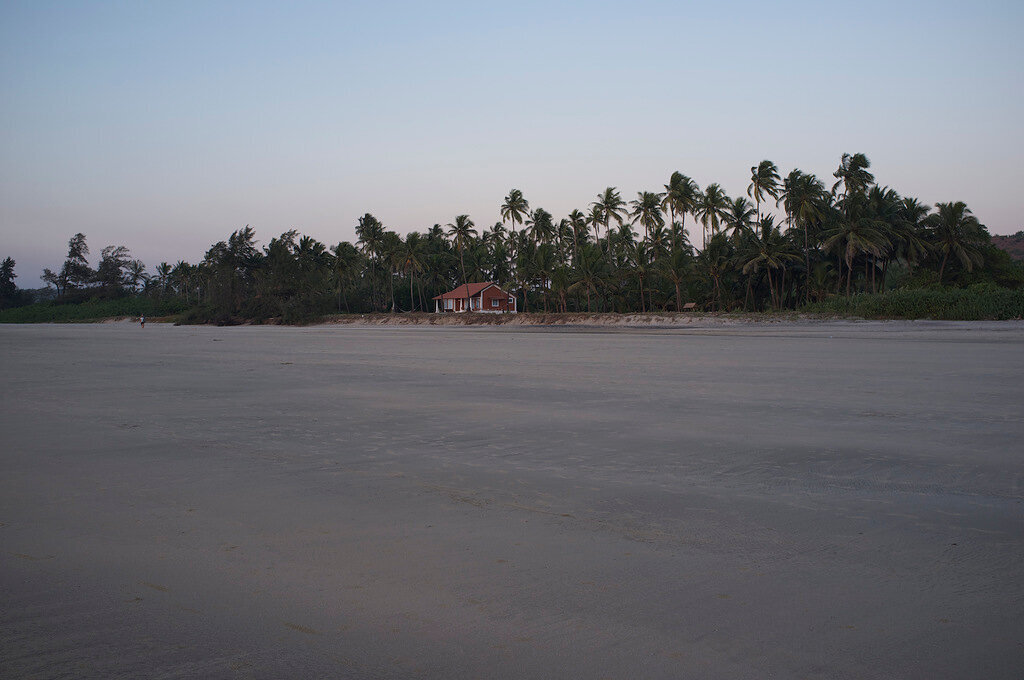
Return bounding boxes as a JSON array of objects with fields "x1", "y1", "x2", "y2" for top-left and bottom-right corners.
[
  {"x1": 0, "y1": 297, "x2": 187, "y2": 324},
  {"x1": 3, "y1": 153, "x2": 1022, "y2": 324}
]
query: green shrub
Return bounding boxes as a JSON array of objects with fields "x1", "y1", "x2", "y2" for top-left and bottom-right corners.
[
  {"x1": 802, "y1": 287, "x2": 1024, "y2": 320},
  {"x1": 0, "y1": 297, "x2": 188, "y2": 323}
]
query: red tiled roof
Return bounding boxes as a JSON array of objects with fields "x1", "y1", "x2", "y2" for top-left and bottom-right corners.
[{"x1": 433, "y1": 282, "x2": 507, "y2": 300}]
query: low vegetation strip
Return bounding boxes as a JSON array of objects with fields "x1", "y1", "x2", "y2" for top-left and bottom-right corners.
[
  {"x1": 0, "y1": 298, "x2": 187, "y2": 324},
  {"x1": 801, "y1": 286, "x2": 1024, "y2": 320}
]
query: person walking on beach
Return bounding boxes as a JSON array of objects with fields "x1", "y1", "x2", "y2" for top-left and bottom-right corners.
[{"x1": 140, "y1": 315, "x2": 145, "y2": 328}]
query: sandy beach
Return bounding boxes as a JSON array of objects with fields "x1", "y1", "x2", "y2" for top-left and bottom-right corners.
[{"x1": 2, "y1": 320, "x2": 1022, "y2": 679}]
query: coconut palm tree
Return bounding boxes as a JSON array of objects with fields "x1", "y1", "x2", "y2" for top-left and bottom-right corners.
[
  {"x1": 629, "y1": 191, "x2": 666, "y2": 243},
  {"x1": 647, "y1": 223, "x2": 671, "y2": 261},
  {"x1": 694, "y1": 183, "x2": 730, "y2": 249},
  {"x1": 569, "y1": 242, "x2": 607, "y2": 312},
  {"x1": 566, "y1": 209, "x2": 588, "y2": 264},
  {"x1": 821, "y1": 208, "x2": 891, "y2": 296},
  {"x1": 500, "y1": 189, "x2": 530, "y2": 239},
  {"x1": 628, "y1": 241, "x2": 653, "y2": 312},
  {"x1": 125, "y1": 260, "x2": 148, "y2": 294},
  {"x1": 533, "y1": 243, "x2": 557, "y2": 311},
  {"x1": 747, "y1": 160, "x2": 781, "y2": 228},
  {"x1": 330, "y1": 241, "x2": 361, "y2": 312},
  {"x1": 724, "y1": 197, "x2": 756, "y2": 242},
  {"x1": 926, "y1": 201, "x2": 986, "y2": 284},
  {"x1": 780, "y1": 170, "x2": 826, "y2": 302},
  {"x1": 379, "y1": 231, "x2": 405, "y2": 311},
  {"x1": 591, "y1": 187, "x2": 627, "y2": 254},
  {"x1": 832, "y1": 152, "x2": 875, "y2": 201},
  {"x1": 402, "y1": 232, "x2": 428, "y2": 311},
  {"x1": 355, "y1": 213, "x2": 386, "y2": 310},
  {"x1": 586, "y1": 204, "x2": 605, "y2": 249},
  {"x1": 154, "y1": 262, "x2": 172, "y2": 297},
  {"x1": 697, "y1": 231, "x2": 732, "y2": 311},
  {"x1": 446, "y1": 215, "x2": 477, "y2": 311},
  {"x1": 526, "y1": 208, "x2": 555, "y2": 246},
  {"x1": 887, "y1": 197, "x2": 932, "y2": 286},
  {"x1": 737, "y1": 215, "x2": 801, "y2": 309},
  {"x1": 659, "y1": 246, "x2": 692, "y2": 312},
  {"x1": 663, "y1": 173, "x2": 700, "y2": 251}
]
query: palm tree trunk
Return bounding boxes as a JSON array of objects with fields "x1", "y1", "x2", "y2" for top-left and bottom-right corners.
[
  {"x1": 804, "y1": 222, "x2": 810, "y2": 305},
  {"x1": 389, "y1": 268, "x2": 396, "y2": 312},
  {"x1": 459, "y1": 248, "x2": 469, "y2": 314},
  {"x1": 938, "y1": 251, "x2": 949, "y2": 285}
]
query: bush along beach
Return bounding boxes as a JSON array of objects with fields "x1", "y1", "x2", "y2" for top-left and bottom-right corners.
[{"x1": 3, "y1": 153, "x2": 1022, "y2": 324}]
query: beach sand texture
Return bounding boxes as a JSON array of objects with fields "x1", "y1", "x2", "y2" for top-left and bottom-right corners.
[{"x1": 2, "y1": 321, "x2": 1023, "y2": 679}]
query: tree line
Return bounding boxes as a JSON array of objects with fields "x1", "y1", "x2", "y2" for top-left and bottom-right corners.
[{"x1": 4, "y1": 153, "x2": 1021, "y2": 321}]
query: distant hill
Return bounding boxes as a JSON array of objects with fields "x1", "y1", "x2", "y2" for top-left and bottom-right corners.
[{"x1": 992, "y1": 231, "x2": 1024, "y2": 261}]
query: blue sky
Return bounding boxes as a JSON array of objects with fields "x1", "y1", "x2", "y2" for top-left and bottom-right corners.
[{"x1": 2, "y1": 0, "x2": 1022, "y2": 284}]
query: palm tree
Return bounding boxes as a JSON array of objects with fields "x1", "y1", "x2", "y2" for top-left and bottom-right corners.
[
  {"x1": 698, "y1": 232, "x2": 732, "y2": 311},
  {"x1": 355, "y1": 213, "x2": 386, "y2": 310},
  {"x1": 888, "y1": 197, "x2": 932, "y2": 286},
  {"x1": 737, "y1": 215, "x2": 801, "y2": 309},
  {"x1": 501, "y1": 189, "x2": 530, "y2": 239},
  {"x1": 780, "y1": 170, "x2": 826, "y2": 303},
  {"x1": 380, "y1": 231, "x2": 404, "y2": 311},
  {"x1": 821, "y1": 210, "x2": 891, "y2": 296},
  {"x1": 569, "y1": 243, "x2": 607, "y2": 312},
  {"x1": 586, "y1": 204, "x2": 605, "y2": 249},
  {"x1": 647, "y1": 223, "x2": 671, "y2": 261},
  {"x1": 663, "y1": 173, "x2": 699, "y2": 251},
  {"x1": 330, "y1": 241, "x2": 361, "y2": 311},
  {"x1": 926, "y1": 201, "x2": 986, "y2": 284},
  {"x1": 832, "y1": 152, "x2": 875, "y2": 201},
  {"x1": 155, "y1": 262, "x2": 172, "y2": 298},
  {"x1": 629, "y1": 241, "x2": 653, "y2": 312},
  {"x1": 724, "y1": 197, "x2": 756, "y2": 242},
  {"x1": 659, "y1": 246, "x2": 692, "y2": 312},
  {"x1": 533, "y1": 243, "x2": 557, "y2": 311},
  {"x1": 402, "y1": 232, "x2": 428, "y2": 311},
  {"x1": 125, "y1": 260, "x2": 148, "y2": 294},
  {"x1": 747, "y1": 160, "x2": 781, "y2": 228},
  {"x1": 446, "y1": 215, "x2": 478, "y2": 311},
  {"x1": 566, "y1": 209, "x2": 588, "y2": 264},
  {"x1": 694, "y1": 183, "x2": 730, "y2": 249},
  {"x1": 629, "y1": 191, "x2": 666, "y2": 243},
  {"x1": 591, "y1": 187, "x2": 627, "y2": 255},
  {"x1": 526, "y1": 208, "x2": 555, "y2": 246}
]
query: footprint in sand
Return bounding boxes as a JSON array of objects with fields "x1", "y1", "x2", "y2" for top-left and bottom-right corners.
[
  {"x1": 284, "y1": 622, "x2": 321, "y2": 635},
  {"x1": 140, "y1": 581, "x2": 170, "y2": 592}
]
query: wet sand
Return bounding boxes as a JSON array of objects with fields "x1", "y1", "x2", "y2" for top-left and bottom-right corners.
[{"x1": 2, "y1": 321, "x2": 1023, "y2": 679}]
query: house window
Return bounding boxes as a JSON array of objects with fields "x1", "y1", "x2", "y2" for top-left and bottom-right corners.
[
  {"x1": 508, "y1": 297, "x2": 514, "y2": 305},
  {"x1": 445, "y1": 299, "x2": 453, "y2": 310},
  {"x1": 491, "y1": 298, "x2": 500, "y2": 307}
]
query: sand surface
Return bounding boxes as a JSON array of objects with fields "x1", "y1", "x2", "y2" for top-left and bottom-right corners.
[{"x1": 2, "y1": 321, "x2": 1023, "y2": 679}]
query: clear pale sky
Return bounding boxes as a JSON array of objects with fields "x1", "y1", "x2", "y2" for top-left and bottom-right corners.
[{"x1": 2, "y1": 0, "x2": 1022, "y2": 285}]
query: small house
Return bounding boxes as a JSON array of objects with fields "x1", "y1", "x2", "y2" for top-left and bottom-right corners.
[{"x1": 433, "y1": 282, "x2": 517, "y2": 313}]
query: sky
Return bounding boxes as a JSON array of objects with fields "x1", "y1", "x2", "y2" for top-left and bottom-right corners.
[{"x1": 2, "y1": 0, "x2": 1022, "y2": 285}]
